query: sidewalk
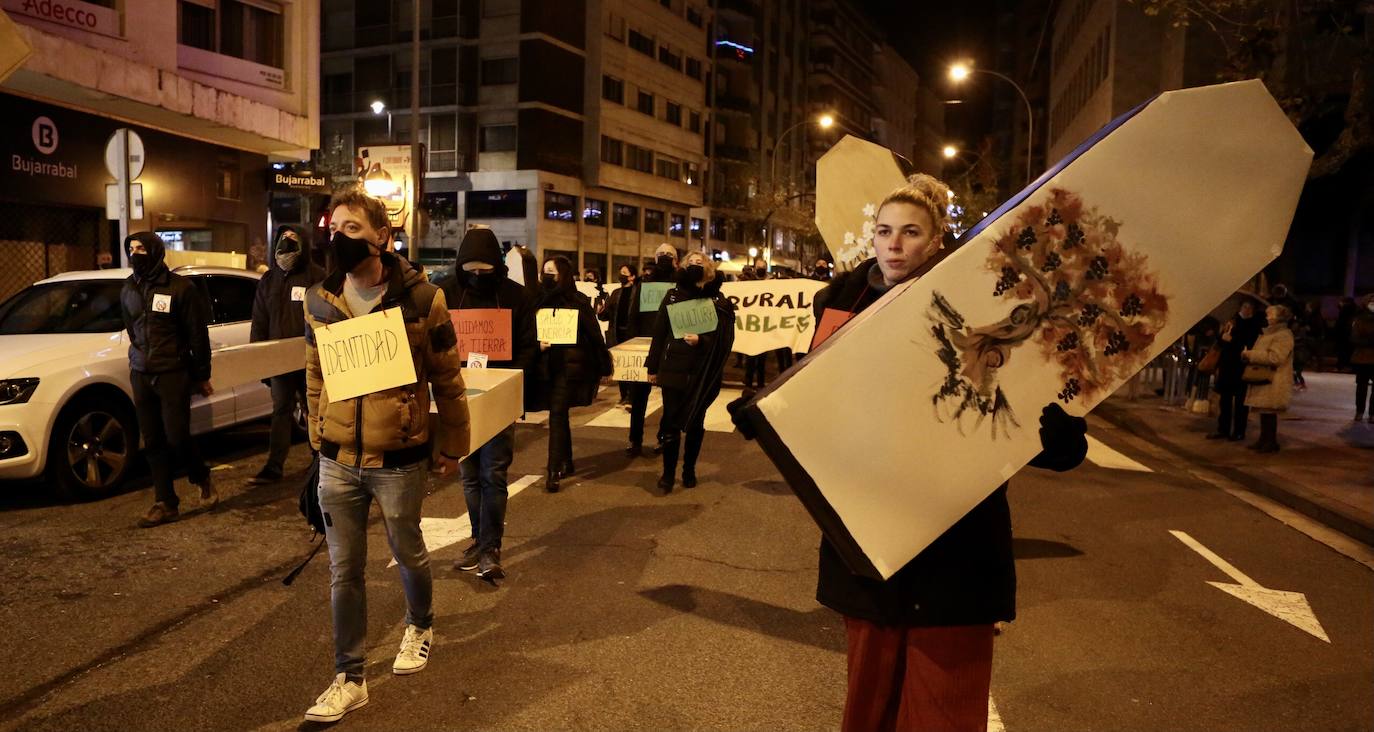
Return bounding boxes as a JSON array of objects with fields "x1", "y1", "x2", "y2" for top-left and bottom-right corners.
[{"x1": 1096, "y1": 371, "x2": 1374, "y2": 547}]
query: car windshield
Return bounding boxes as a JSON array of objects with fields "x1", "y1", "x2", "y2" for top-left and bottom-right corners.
[{"x1": 0, "y1": 281, "x2": 126, "y2": 334}]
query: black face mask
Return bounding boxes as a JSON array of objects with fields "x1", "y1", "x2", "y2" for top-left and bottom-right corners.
[
  {"x1": 540, "y1": 274, "x2": 559, "y2": 291},
  {"x1": 677, "y1": 264, "x2": 704, "y2": 286},
  {"x1": 129, "y1": 252, "x2": 157, "y2": 278},
  {"x1": 618, "y1": 275, "x2": 630, "y2": 286},
  {"x1": 656, "y1": 255, "x2": 676, "y2": 273},
  {"x1": 466, "y1": 269, "x2": 500, "y2": 292},
  {"x1": 331, "y1": 231, "x2": 378, "y2": 273}
]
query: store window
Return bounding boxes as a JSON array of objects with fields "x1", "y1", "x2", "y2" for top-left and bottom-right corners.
[
  {"x1": 644, "y1": 209, "x2": 665, "y2": 234},
  {"x1": 544, "y1": 192, "x2": 577, "y2": 222},
  {"x1": 612, "y1": 203, "x2": 639, "y2": 231},
  {"x1": 584, "y1": 199, "x2": 607, "y2": 226},
  {"x1": 467, "y1": 190, "x2": 527, "y2": 218}
]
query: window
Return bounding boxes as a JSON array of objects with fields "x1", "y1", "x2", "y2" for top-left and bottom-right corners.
[
  {"x1": 544, "y1": 192, "x2": 577, "y2": 222},
  {"x1": 605, "y1": 12, "x2": 625, "y2": 41},
  {"x1": 179, "y1": 1, "x2": 214, "y2": 51},
  {"x1": 628, "y1": 28, "x2": 654, "y2": 56},
  {"x1": 612, "y1": 203, "x2": 639, "y2": 230},
  {"x1": 602, "y1": 75, "x2": 624, "y2": 104},
  {"x1": 658, "y1": 45, "x2": 682, "y2": 71},
  {"x1": 216, "y1": 150, "x2": 240, "y2": 200},
  {"x1": 481, "y1": 57, "x2": 518, "y2": 85},
  {"x1": 637, "y1": 90, "x2": 654, "y2": 116},
  {"x1": 670, "y1": 214, "x2": 686, "y2": 237},
  {"x1": 483, "y1": 0, "x2": 518, "y2": 16},
  {"x1": 584, "y1": 198, "x2": 607, "y2": 226},
  {"x1": 688, "y1": 110, "x2": 701, "y2": 134},
  {"x1": 467, "y1": 190, "x2": 526, "y2": 218},
  {"x1": 659, "y1": 0, "x2": 673, "y2": 8},
  {"x1": 684, "y1": 161, "x2": 700, "y2": 186},
  {"x1": 685, "y1": 57, "x2": 702, "y2": 80},
  {"x1": 480, "y1": 124, "x2": 516, "y2": 152},
  {"x1": 429, "y1": 113, "x2": 457, "y2": 171},
  {"x1": 665, "y1": 101, "x2": 682, "y2": 126},
  {"x1": 690, "y1": 217, "x2": 705, "y2": 240},
  {"x1": 655, "y1": 156, "x2": 680, "y2": 180},
  {"x1": 202, "y1": 276, "x2": 257, "y2": 324},
  {"x1": 600, "y1": 136, "x2": 623, "y2": 165},
  {"x1": 178, "y1": 0, "x2": 284, "y2": 68},
  {"x1": 626, "y1": 144, "x2": 653, "y2": 173},
  {"x1": 686, "y1": 5, "x2": 703, "y2": 27},
  {"x1": 709, "y1": 217, "x2": 724, "y2": 240},
  {"x1": 643, "y1": 209, "x2": 665, "y2": 234}
]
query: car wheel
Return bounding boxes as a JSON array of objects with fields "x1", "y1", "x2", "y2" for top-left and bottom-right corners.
[{"x1": 48, "y1": 399, "x2": 138, "y2": 501}]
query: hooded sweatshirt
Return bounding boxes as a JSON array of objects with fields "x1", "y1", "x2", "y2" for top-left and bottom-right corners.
[
  {"x1": 251, "y1": 224, "x2": 325, "y2": 342},
  {"x1": 118, "y1": 231, "x2": 214, "y2": 380},
  {"x1": 439, "y1": 227, "x2": 538, "y2": 373}
]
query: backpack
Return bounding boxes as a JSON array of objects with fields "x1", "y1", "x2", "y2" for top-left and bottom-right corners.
[{"x1": 282, "y1": 455, "x2": 326, "y2": 586}]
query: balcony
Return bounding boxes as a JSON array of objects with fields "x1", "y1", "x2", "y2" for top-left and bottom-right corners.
[{"x1": 717, "y1": 0, "x2": 760, "y2": 19}]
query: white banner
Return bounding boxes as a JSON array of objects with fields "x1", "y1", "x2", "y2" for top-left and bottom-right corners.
[{"x1": 720, "y1": 279, "x2": 827, "y2": 356}]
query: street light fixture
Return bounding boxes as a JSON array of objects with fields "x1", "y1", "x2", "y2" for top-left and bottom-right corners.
[
  {"x1": 942, "y1": 145, "x2": 959, "y2": 159},
  {"x1": 948, "y1": 61, "x2": 1034, "y2": 185},
  {"x1": 371, "y1": 99, "x2": 393, "y2": 142},
  {"x1": 771, "y1": 112, "x2": 838, "y2": 194}
]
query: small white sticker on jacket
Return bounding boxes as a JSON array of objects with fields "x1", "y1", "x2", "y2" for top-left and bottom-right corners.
[
  {"x1": 291, "y1": 286, "x2": 306, "y2": 301},
  {"x1": 467, "y1": 353, "x2": 489, "y2": 368},
  {"x1": 152, "y1": 293, "x2": 172, "y2": 313}
]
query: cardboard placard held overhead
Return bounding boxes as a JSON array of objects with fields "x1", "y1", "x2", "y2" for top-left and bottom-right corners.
[
  {"x1": 313, "y1": 308, "x2": 418, "y2": 401},
  {"x1": 667, "y1": 298, "x2": 719, "y2": 338},
  {"x1": 744, "y1": 80, "x2": 1313, "y2": 581},
  {"x1": 451, "y1": 309, "x2": 513, "y2": 361},
  {"x1": 536, "y1": 308, "x2": 579, "y2": 345}
]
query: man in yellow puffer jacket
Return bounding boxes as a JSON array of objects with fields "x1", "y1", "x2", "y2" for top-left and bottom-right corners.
[{"x1": 301, "y1": 187, "x2": 469, "y2": 724}]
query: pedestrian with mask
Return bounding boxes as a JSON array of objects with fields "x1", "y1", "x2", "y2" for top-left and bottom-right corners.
[
  {"x1": 646, "y1": 251, "x2": 735, "y2": 492},
  {"x1": 247, "y1": 225, "x2": 324, "y2": 485},
  {"x1": 599, "y1": 263, "x2": 639, "y2": 408},
  {"x1": 302, "y1": 187, "x2": 470, "y2": 723},
  {"x1": 529, "y1": 255, "x2": 611, "y2": 492},
  {"x1": 621, "y1": 244, "x2": 679, "y2": 456},
  {"x1": 1208, "y1": 298, "x2": 1265, "y2": 441},
  {"x1": 440, "y1": 227, "x2": 538, "y2": 581},
  {"x1": 120, "y1": 232, "x2": 217, "y2": 528}
]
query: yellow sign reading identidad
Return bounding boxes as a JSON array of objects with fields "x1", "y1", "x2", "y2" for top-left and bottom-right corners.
[{"x1": 314, "y1": 308, "x2": 417, "y2": 401}]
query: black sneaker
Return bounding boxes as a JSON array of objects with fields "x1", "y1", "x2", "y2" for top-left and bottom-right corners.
[
  {"x1": 681, "y1": 471, "x2": 697, "y2": 489},
  {"x1": 476, "y1": 550, "x2": 505, "y2": 580},
  {"x1": 454, "y1": 543, "x2": 481, "y2": 572},
  {"x1": 137, "y1": 502, "x2": 179, "y2": 528},
  {"x1": 247, "y1": 467, "x2": 283, "y2": 485},
  {"x1": 625, "y1": 443, "x2": 643, "y2": 458},
  {"x1": 657, "y1": 475, "x2": 674, "y2": 494}
]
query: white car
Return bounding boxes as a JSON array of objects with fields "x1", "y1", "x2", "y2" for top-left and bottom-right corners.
[{"x1": 0, "y1": 266, "x2": 298, "y2": 499}]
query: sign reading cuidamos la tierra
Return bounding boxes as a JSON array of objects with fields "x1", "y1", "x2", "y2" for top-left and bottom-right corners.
[
  {"x1": 452, "y1": 308, "x2": 512, "y2": 360},
  {"x1": 315, "y1": 308, "x2": 417, "y2": 401}
]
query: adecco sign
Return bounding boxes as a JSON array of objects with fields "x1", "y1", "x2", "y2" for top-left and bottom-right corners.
[{"x1": 1, "y1": 0, "x2": 122, "y2": 39}]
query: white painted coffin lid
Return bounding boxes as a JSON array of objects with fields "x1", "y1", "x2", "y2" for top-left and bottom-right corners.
[{"x1": 755, "y1": 80, "x2": 1312, "y2": 580}]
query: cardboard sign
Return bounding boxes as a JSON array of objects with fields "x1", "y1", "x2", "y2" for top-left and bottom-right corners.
[
  {"x1": 639, "y1": 282, "x2": 673, "y2": 313},
  {"x1": 611, "y1": 337, "x2": 652, "y2": 382},
  {"x1": 667, "y1": 298, "x2": 719, "y2": 338},
  {"x1": 536, "y1": 308, "x2": 579, "y2": 345},
  {"x1": 811, "y1": 308, "x2": 855, "y2": 349},
  {"x1": 743, "y1": 81, "x2": 1312, "y2": 580},
  {"x1": 451, "y1": 308, "x2": 513, "y2": 361},
  {"x1": 720, "y1": 279, "x2": 827, "y2": 356},
  {"x1": 313, "y1": 308, "x2": 418, "y2": 401}
]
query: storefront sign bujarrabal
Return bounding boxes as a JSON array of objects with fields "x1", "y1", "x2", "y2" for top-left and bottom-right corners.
[{"x1": 2, "y1": 0, "x2": 122, "y2": 39}]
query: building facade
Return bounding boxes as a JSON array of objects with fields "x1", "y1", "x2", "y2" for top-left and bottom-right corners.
[{"x1": 1, "y1": 0, "x2": 320, "y2": 299}]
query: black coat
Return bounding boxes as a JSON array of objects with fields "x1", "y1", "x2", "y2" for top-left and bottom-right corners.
[
  {"x1": 622, "y1": 267, "x2": 677, "y2": 339},
  {"x1": 120, "y1": 235, "x2": 213, "y2": 381},
  {"x1": 647, "y1": 274, "x2": 736, "y2": 428},
  {"x1": 1215, "y1": 313, "x2": 1265, "y2": 393},
  {"x1": 811, "y1": 257, "x2": 1087, "y2": 627},
  {"x1": 598, "y1": 285, "x2": 635, "y2": 346},
  {"x1": 527, "y1": 288, "x2": 611, "y2": 411},
  {"x1": 251, "y1": 225, "x2": 324, "y2": 343}
]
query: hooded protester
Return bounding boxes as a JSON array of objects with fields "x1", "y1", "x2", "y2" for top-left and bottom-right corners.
[
  {"x1": 248, "y1": 225, "x2": 325, "y2": 485},
  {"x1": 119, "y1": 231, "x2": 217, "y2": 527},
  {"x1": 439, "y1": 227, "x2": 538, "y2": 580},
  {"x1": 621, "y1": 244, "x2": 679, "y2": 456},
  {"x1": 528, "y1": 255, "x2": 612, "y2": 493},
  {"x1": 646, "y1": 251, "x2": 735, "y2": 492}
]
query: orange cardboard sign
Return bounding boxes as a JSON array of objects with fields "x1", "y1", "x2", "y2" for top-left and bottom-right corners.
[
  {"x1": 451, "y1": 309, "x2": 512, "y2": 361},
  {"x1": 811, "y1": 308, "x2": 854, "y2": 350}
]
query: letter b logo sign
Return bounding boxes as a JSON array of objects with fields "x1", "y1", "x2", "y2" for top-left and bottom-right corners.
[{"x1": 32, "y1": 117, "x2": 58, "y2": 155}]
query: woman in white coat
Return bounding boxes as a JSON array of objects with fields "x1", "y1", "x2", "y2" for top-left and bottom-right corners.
[{"x1": 1242, "y1": 304, "x2": 1295, "y2": 453}]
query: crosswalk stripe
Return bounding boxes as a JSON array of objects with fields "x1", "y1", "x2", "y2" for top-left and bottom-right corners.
[
  {"x1": 989, "y1": 697, "x2": 1005, "y2": 732},
  {"x1": 387, "y1": 474, "x2": 541, "y2": 568},
  {"x1": 703, "y1": 388, "x2": 743, "y2": 432},
  {"x1": 586, "y1": 391, "x2": 664, "y2": 428},
  {"x1": 1085, "y1": 435, "x2": 1153, "y2": 472}
]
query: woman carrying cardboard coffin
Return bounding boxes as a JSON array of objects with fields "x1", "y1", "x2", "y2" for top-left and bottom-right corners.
[
  {"x1": 529, "y1": 255, "x2": 612, "y2": 493},
  {"x1": 738, "y1": 174, "x2": 1089, "y2": 732},
  {"x1": 1241, "y1": 303, "x2": 1296, "y2": 453},
  {"x1": 646, "y1": 251, "x2": 736, "y2": 493}
]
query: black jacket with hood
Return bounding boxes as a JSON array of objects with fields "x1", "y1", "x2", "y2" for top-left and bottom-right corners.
[
  {"x1": 527, "y1": 285, "x2": 612, "y2": 411},
  {"x1": 119, "y1": 232, "x2": 214, "y2": 381},
  {"x1": 646, "y1": 270, "x2": 736, "y2": 423},
  {"x1": 623, "y1": 256, "x2": 678, "y2": 339},
  {"x1": 251, "y1": 224, "x2": 325, "y2": 343},
  {"x1": 438, "y1": 228, "x2": 538, "y2": 374}
]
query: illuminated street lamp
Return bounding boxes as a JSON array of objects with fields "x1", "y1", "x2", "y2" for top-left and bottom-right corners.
[
  {"x1": 772, "y1": 112, "x2": 838, "y2": 193},
  {"x1": 942, "y1": 145, "x2": 959, "y2": 159},
  {"x1": 949, "y1": 61, "x2": 1033, "y2": 184}
]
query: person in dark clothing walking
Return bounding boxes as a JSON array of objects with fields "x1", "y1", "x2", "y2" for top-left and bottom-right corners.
[
  {"x1": 646, "y1": 252, "x2": 735, "y2": 492},
  {"x1": 1335, "y1": 296, "x2": 1359, "y2": 370},
  {"x1": 440, "y1": 227, "x2": 539, "y2": 580},
  {"x1": 248, "y1": 225, "x2": 324, "y2": 485},
  {"x1": 119, "y1": 232, "x2": 217, "y2": 528},
  {"x1": 1351, "y1": 295, "x2": 1374, "y2": 422},
  {"x1": 599, "y1": 263, "x2": 638, "y2": 408},
  {"x1": 1208, "y1": 299, "x2": 1266, "y2": 441},
  {"x1": 529, "y1": 256, "x2": 611, "y2": 492},
  {"x1": 621, "y1": 245, "x2": 679, "y2": 456}
]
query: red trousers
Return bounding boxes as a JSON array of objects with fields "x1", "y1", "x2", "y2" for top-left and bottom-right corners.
[{"x1": 842, "y1": 617, "x2": 995, "y2": 732}]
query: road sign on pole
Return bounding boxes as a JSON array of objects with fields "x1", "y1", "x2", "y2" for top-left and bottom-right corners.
[{"x1": 104, "y1": 129, "x2": 146, "y2": 267}]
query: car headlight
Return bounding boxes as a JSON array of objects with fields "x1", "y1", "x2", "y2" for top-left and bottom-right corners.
[{"x1": 0, "y1": 378, "x2": 40, "y2": 405}]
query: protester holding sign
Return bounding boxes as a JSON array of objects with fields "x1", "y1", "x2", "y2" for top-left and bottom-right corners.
[
  {"x1": 439, "y1": 227, "x2": 537, "y2": 580},
  {"x1": 248, "y1": 224, "x2": 324, "y2": 486},
  {"x1": 530, "y1": 256, "x2": 612, "y2": 493},
  {"x1": 619, "y1": 244, "x2": 679, "y2": 456},
  {"x1": 646, "y1": 252, "x2": 735, "y2": 493},
  {"x1": 599, "y1": 263, "x2": 639, "y2": 408},
  {"x1": 302, "y1": 187, "x2": 470, "y2": 724}
]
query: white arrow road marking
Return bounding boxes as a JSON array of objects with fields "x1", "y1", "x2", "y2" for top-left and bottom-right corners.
[
  {"x1": 586, "y1": 391, "x2": 663, "y2": 429},
  {"x1": 1170, "y1": 530, "x2": 1330, "y2": 642},
  {"x1": 387, "y1": 475, "x2": 541, "y2": 568},
  {"x1": 1085, "y1": 435, "x2": 1152, "y2": 472},
  {"x1": 988, "y1": 697, "x2": 1005, "y2": 732}
]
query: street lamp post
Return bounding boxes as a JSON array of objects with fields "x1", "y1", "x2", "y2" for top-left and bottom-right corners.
[
  {"x1": 371, "y1": 100, "x2": 392, "y2": 142},
  {"x1": 766, "y1": 113, "x2": 833, "y2": 269},
  {"x1": 949, "y1": 62, "x2": 1034, "y2": 185}
]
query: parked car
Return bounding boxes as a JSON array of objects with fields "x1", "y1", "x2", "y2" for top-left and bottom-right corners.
[{"x1": 0, "y1": 266, "x2": 302, "y2": 499}]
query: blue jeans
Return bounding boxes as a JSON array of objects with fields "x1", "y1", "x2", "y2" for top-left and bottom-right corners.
[
  {"x1": 318, "y1": 456, "x2": 433, "y2": 680},
  {"x1": 460, "y1": 424, "x2": 514, "y2": 553}
]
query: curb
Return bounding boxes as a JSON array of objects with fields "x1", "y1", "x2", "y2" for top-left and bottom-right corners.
[{"x1": 1095, "y1": 402, "x2": 1374, "y2": 548}]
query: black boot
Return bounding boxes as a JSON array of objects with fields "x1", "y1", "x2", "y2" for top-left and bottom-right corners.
[
  {"x1": 681, "y1": 428, "x2": 703, "y2": 488},
  {"x1": 546, "y1": 469, "x2": 561, "y2": 493},
  {"x1": 658, "y1": 436, "x2": 679, "y2": 493}
]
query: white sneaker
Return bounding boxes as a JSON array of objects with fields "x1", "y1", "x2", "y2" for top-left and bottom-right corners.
[
  {"x1": 393, "y1": 624, "x2": 433, "y2": 675},
  {"x1": 304, "y1": 673, "x2": 368, "y2": 723}
]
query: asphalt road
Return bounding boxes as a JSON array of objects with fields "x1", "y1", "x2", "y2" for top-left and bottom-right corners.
[{"x1": 0, "y1": 385, "x2": 1370, "y2": 731}]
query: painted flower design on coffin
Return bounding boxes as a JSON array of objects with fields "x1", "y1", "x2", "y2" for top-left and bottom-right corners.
[
  {"x1": 929, "y1": 188, "x2": 1170, "y2": 437},
  {"x1": 837, "y1": 203, "x2": 879, "y2": 271}
]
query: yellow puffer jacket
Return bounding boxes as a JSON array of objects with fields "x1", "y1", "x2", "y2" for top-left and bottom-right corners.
[{"x1": 304, "y1": 254, "x2": 470, "y2": 468}]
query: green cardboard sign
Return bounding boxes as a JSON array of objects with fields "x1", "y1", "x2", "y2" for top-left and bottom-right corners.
[
  {"x1": 639, "y1": 282, "x2": 673, "y2": 312},
  {"x1": 667, "y1": 298, "x2": 719, "y2": 338}
]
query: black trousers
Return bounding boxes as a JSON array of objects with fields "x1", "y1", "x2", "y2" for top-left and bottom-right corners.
[
  {"x1": 265, "y1": 371, "x2": 306, "y2": 473},
  {"x1": 744, "y1": 355, "x2": 767, "y2": 388},
  {"x1": 131, "y1": 369, "x2": 208, "y2": 509},
  {"x1": 1356, "y1": 365, "x2": 1374, "y2": 417},
  {"x1": 1256, "y1": 412, "x2": 1279, "y2": 449},
  {"x1": 1216, "y1": 389, "x2": 1249, "y2": 439},
  {"x1": 546, "y1": 372, "x2": 573, "y2": 471},
  {"x1": 625, "y1": 381, "x2": 653, "y2": 447},
  {"x1": 659, "y1": 386, "x2": 706, "y2": 479}
]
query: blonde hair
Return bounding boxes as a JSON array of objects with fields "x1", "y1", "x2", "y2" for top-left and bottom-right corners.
[
  {"x1": 877, "y1": 173, "x2": 951, "y2": 235},
  {"x1": 682, "y1": 250, "x2": 716, "y2": 281}
]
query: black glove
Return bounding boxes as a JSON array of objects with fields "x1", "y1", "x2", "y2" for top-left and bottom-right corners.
[
  {"x1": 1028, "y1": 402, "x2": 1088, "y2": 472},
  {"x1": 726, "y1": 389, "x2": 758, "y2": 441}
]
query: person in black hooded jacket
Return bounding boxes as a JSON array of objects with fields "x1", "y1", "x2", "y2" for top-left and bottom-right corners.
[
  {"x1": 248, "y1": 225, "x2": 325, "y2": 485},
  {"x1": 119, "y1": 231, "x2": 217, "y2": 528},
  {"x1": 646, "y1": 252, "x2": 735, "y2": 492},
  {"x1": 439, "y1": 227, "x2": 538, "y2": 579}
]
